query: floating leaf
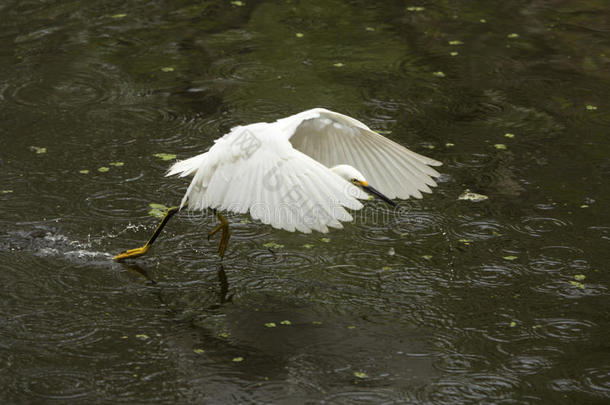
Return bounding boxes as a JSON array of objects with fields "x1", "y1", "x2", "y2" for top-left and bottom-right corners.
[
  {"x1": 585, "y1": 104, "x2": 598, "y2": 111},
  {"x1": 450, "y1": 51, "x2": 459, "y2": 56},
  {"x1": 354, "y1": 371, "x2": 368, "y2": 379},
  {"x1": 109, "y1": 161, "x2": 124, "y2": 167},
  {"x1": 263, "y1": 241, "x2": 284, "y2": 249},
  {"x1": 507, "y1": 33, "x2": 520, "y2": 38},
  {"x1": 503, "y1": 255, "x2": 518, "y2": 261},
  {"x1": 422, "y1": 255, "x2": 433, "y2": 260},
  {"x1": 280, "y1": 320, "x2": 292, "y2": 325},
  {"x1": 154, "y1": 153, "x2": 177, "y2": 161},
  {"x1": 30, "y1": 146, "x2": 47, "y2": 154},
  {"x1": 193, "y1": 348, "x2": 205, "y2": 354},
  {"x1": 574, "y1": 274, "x2": 586, "y2": 281},
  {"x1": 407, "y1": 6, "x2": 425, "y2": 12},
  {"x1": 569, "y1": 281, "x2": 585, "y2": 289},
  {"x1": 135, "y1": 334, "x2": 150, "y2": 340},
  {"x1": 231, "y1": 1, "x2": 245, "y2": 6},
  {"x1": 232, "y1": 356, "x2": 244, "y2": 362},
  {"x1": 494, "y1": 143, "x2": 507, "y2": 150},
  {"x1": 504, "y1": 133, "x2": 515, "y2": 138},
  {"x1": 148, "y1": 203, "x2": 169, "y2": 218},
  {"x1": 320, "y1": 237, "x2": 330, "y2": 243},
  {"x1": 365, "y1": 27, "x2": 375, "y2": 32},
  {"x1": 449, "y1": 40, "x2": 464, "y2": 45},
  {"x1": 240, "y1": 218, "x2": 251, "y2": 224},
  {"x1": 302, "y1": 243, "x2": 314, "y2": 249},
  {"x1": 161, "y1": 67, "x2": 174, "y2": 72},
  {"x1": 98, "y1": 167, "x2": 110, "y2": 173},
  {"x1": 433, "y1": 71, "x2": 446, "y2": 78},
  {"x1": 382, "y1": 266, "x2": 391, "y2": 271},
  {"x1": 295, "y1": 32, "x2": 304, "y2": 38},
  {"x1": 218, "y1": 332, "x2": 229, "y2": 338},
  {"x1": 79, "y1": 169, "x2": 89, "y2": 174},
  {"x1": 312, "y1": 321, "x2": 322, "y2": 325},
  {"x1": 111, "y1": 13, "x2": 127, "y2": 18},
  {"x1": 445, "y1": 142, "x2": 455, "y2": 147},
  {"x1": 333, "y1": 62, "x2": 344, "y2": 67},
  {"x1": 509, "y1": 321, "x2": 517, "y2": 327},
  {"x1": 580, "y1": 204, "x2": 589, "y2": 208},
  {"x1": 480, "y1": 19, "x2": 487, "y2": 23},
  {"x1": 347, "y1": 325, "x2": 356, "y2": 329},
  {"x1": 459, "y1": 238, "x2": 473, "y2": 244},
  {"x1": 264, "y1": 322, "x2": 277, "y2": 328},
  {"x1": 458, "y1": 190, "x2": 488, "y2": 202}
]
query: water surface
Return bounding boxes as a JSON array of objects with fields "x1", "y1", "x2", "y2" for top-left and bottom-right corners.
[{"x1": 1, "y1": 0, "x2": 609, "y2": 403}]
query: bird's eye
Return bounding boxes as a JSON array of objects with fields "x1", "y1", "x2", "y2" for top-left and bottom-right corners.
[{"x1": 350, "y1": 178, "x2": 358, "y2": 184}]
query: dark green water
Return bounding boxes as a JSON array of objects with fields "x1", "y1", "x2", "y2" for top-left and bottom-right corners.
[{"x1": 1, "y1": 0, "x2": 609, "y2": 403}]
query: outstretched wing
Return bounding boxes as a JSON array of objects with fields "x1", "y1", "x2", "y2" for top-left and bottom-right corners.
[
  {"x1": 279, "y1": 108, "x2": 442, "y2": 199},
  {"x1": 167, "y1": 128, "x2": 368, "y2": 233}
]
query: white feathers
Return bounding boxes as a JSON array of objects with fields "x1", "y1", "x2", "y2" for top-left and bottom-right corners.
[
  {"x1": 167, "y1": 108, "x2": 441, "y2": 233},
  {"x1": 288, "y1": 108, "x2": 441, "y2": 199}
]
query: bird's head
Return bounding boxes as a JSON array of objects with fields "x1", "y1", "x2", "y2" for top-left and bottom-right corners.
[{"x1": 330, "y1": 164, "x2": 396, "y2": 207}]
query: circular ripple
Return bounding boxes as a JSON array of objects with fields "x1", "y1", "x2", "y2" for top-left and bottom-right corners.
[
  {"x1": 513, "y1": 216, "x2": 571, "y2": 238},
  {"x1": 337, "y1": 251, "x2": 413, "y2": 281},
  {"x1": 208, "y1": 56, "x2": 280, "y2": 85},
  {"x1": 81, "y1": 189, "x2": 153, "y2": 220},
  {"x1": 462, "y1": 263, "x2": 521, "y2": 288},
  {"x1": 22, "y1": 370, "x2": 93, "y2": 400},
  {"x1": 434, "y1": 353, "x2": 490, "y2": 374},
  {"x1": 582, "y1": 366, "x2": 610, "y2": 397},
  {"x1": 392, "y1": 209, "x2": 445, "y2": 236},
  {"x1": 529, "y1": 255, "x2": 567, "y2": 275},
  {"x1": 6, "y1": 63, "x2": 133, "y2": 109},
  {"x1": 324, "y1": 390, "x2": 396, "y2": 404},
  {"x1": 246, "y1": 249, "x2": 317, "y2": 270},
  {"x1": 453, "y1": 219, "x2": 505, "y2": 241},
  {"x1": 532, "y1": 318, "x2": 595, "y2": 342},
  {"x1": 503, "y1": 355, "x2": 553, "y2": 375},
  {"x1": 432, "y1": 373, "x2": 520, "y2": 403},
  {"x1": 2, "y1": 308, "x2": 101, "y2": 347}
]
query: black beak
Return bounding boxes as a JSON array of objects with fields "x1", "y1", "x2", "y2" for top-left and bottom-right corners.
[{"x1": 362, "y1": 184, "x2": 396, "y2": 207}]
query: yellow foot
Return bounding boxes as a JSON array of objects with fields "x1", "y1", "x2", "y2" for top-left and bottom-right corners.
[
  {"x1": 208, "y1": 211, "x2": 231, "y2": 259},
  {"x1": 113, "y1": 245, "x2": 150, "y2": 261},
  {"x1": 218, "y1": 226, "x2": 231, "y2": 259}
]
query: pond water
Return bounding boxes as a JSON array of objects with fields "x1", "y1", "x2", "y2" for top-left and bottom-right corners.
[{"x1": 1, "y1": 0, "x2": 609, "y2": 403}]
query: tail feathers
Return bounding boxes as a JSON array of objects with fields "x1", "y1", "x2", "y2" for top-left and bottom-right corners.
[{"x1": 166, "y1": 153, "x2": 208, "y2": 177}]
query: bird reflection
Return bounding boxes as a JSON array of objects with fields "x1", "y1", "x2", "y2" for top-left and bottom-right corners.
[
  {"x1": 121, "y1": 262, "x2": 157, "y2": 284},
  {"x1": 119, "y1": 262, "x2": 233, "y2": 307},
  {"x1": 216, "y1": 264, "x2": 234, "y2": 305}
]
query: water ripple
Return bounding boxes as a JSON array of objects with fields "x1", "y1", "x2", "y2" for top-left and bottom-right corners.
[
  {"x1": 431, "y1": 373, "x2": 521, "y2": 403},
  {"x1": 5, "y1": 63, "x2": 133, "y2": 109},
  {"x1": 532, "y1": 318, "x2": 596, "y2": 342},
  {"x1": 434, "y1": 353, "x2": 491, "y2": 374},
  {"x1": 503, "y1": 355, "x2": 553, "y2": 375},
  {"x1": 20, "y1": 369, "x2": 93, "y2": 401},
  {"x1": 452, "y1": 218, "x2": 505, "y2": 240},
  {"x1": 513, "y1": 216, "x2": 571, "y2": 238},
  {"x1": 582, "y1": 366, "x2": 610, "y2": 397},
  {"x1": 245, "y1": 249, "x2": 317, "y2": 272}
]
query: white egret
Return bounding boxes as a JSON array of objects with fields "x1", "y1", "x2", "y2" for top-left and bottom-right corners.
[{"x1": 114, "y1": 108, "x2": 441, "y2": 261}]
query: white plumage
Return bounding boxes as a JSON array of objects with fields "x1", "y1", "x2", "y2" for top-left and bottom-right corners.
[{"x1": 167, "y1": 108, "x2": 441, "y2": 234}]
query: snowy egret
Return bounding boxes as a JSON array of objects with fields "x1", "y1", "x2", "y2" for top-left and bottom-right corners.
[{"x1": 114, "y1": 108, "x2": 441, "y2": 261}]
